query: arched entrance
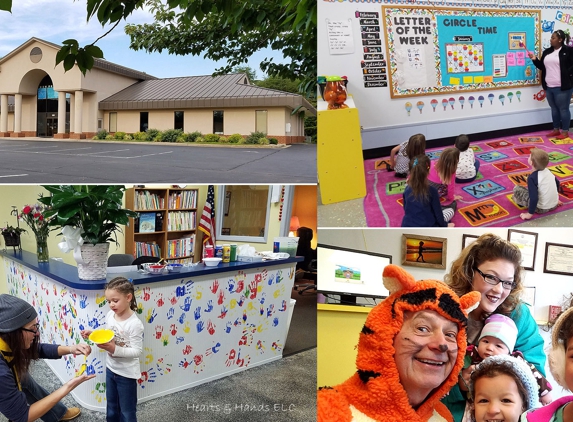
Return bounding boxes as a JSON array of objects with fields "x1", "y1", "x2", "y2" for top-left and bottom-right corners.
[{"x1": 36, "y1": 75, "x2": 69, "y2": 137}]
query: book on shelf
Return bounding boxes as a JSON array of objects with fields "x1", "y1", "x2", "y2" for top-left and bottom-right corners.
[
  {"x1": 136, "y1": 190, "x2": 165, "y2": 210},
  {"x1": 168, "y1": 190, "x2": 198, "y2": 209},
  {"x1": 166, "y1": 234, "x2": 195, "y2": 259},
  {"x1": 139, "y1": 213, "x2": 156, "y2": 233},
  {"x1": 167, "y1": 211, "x2": 196, "y2": 231},
  {"x1": 134, "y1": 241, "x2": 161, "y2": 258}
]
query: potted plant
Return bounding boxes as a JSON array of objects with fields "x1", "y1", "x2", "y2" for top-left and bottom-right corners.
[
  {"x1": 38, "y1": 185, "x2": 138, "y2": 280},
  {"x1": 1, "y1": 225, "x2": 26, "y2": 250}
]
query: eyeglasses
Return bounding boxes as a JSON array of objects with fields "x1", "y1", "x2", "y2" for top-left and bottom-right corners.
[
  {"x1": 474, "y1": 267, "x2": 515, "y2": 290},
  {"x1": 21, "y1": 323, "x2": 40, "y2": 334}
]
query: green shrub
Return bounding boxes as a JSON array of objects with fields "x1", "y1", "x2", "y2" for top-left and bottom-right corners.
[
  {"x1": 258, "y1": 137, "x2": 270, "y2": 145},
  {"x1": 114, "y1": 131, "x2": 126, "y2": 140},
  {"x1": 176, "y1": 135, "x2": 186, "y2": 143},
  {"x1": 184, "y1": 131, "x2": 202, "y2": 142},
  {"x1": 245, "y1": 131, "x2": 266, "y2": 144},
  {"x1": 227, "y1": 133, "x2": 243, "y2": 144},
  {"x1": 195, "y1": 137, "x2": 204, "y2": 143},
  {"x1": 146, "y1": 128, "x2": 161, "y2": 142},
  {"x1": 268, "y1": 137, "x2": 279, "y2": 145},
  {"x1": 95, "y1": 130, "x2": 108, "y2": 140},
  {"x1": 124, "y1": 134, "x2": 133, "y2": 141},
  {"x1": 218, "y1": 136, "x2": 229, "y2": 143},
  {"x1": 161, "y1": 129, "x2": 183, "y2": 143},
  {"x1": 105, "y1": 135, "x2": 114, "y2": 140},
  {"x1": 132, "y1": 131, "x2": 147, "y2": 141},
  {"x1": 203, "y1": 133, "x2": 220, "y2": 143}
]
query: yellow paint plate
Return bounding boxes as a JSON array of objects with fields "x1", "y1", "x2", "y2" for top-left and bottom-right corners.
[{"x1": 89, "y1": 329, "x2": 114, "y2": 344}]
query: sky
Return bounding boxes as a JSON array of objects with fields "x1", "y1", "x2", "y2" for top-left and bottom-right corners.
[{"x1": 0, "y1": 0, "x2": 285, "y2": 80}]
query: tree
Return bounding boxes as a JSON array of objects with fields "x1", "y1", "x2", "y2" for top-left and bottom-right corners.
[
  {"x1": 0, "y1": 0, "x2": 316, "y2": 97},
  {"x1": 231, "y1": 66, "x2": 258, "y2": 83}
]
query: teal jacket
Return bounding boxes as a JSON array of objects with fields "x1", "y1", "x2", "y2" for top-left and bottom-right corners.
[{"x1": 441, "y1": 303, "x2": 546, "y2": 422}]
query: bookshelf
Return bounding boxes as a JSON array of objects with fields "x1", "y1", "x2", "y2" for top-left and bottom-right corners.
[{"x1": 125, "y1": 187, "x2": 199, "y2": 264}]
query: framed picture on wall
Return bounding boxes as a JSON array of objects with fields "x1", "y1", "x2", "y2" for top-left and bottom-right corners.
[
  {"x1": 462, "y1": 234, "x2": 479, "y2": 251},
  {"x1": 401, "y1": 234, "x2": 447, "y2": 269},
  {"x1": 507, "y1": 229, "x2": 538, "y2": 271},
  {"x1": 544, "y1": 242, "x2": 573, "y2": 276}
]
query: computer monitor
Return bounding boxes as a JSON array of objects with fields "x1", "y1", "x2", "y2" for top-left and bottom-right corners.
[{"x1": 317, "y1": 243, "x2": 391, "y2": 299}]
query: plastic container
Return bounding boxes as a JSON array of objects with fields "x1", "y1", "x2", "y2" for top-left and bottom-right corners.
[
  {"x1": 147, "y1": 265, "x2": 165, "y2": 274},
  {"x1": 204, "y1": 257, "x2": 222, "y2": 267},
  {"x1": 324, "y1": 76, "x2": 348, "y2": 110},
  {"x1": 222, "y1": 244, "x2": 231, "y2": 263},
  {"x1": 89, "y1": 329, "x2": 114, "y2": 344},
  {"x1": 166, "y1": 264, "x2": 183, "y2": 273},
  {"x1": 204, "y1": 245, "x2": 214, "y2": 258},
  {"x1": 230, "y1": 244, "x2": 237, "y2": 262}
]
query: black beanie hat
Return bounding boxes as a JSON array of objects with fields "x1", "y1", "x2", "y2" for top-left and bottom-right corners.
[{"x1": 0, "y1": 294, "x2": 37, "y2": 333}]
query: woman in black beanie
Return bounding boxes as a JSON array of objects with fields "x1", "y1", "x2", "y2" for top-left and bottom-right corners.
[{"x1": 0, "y1": 294, "x2": 94, "y2": 422}]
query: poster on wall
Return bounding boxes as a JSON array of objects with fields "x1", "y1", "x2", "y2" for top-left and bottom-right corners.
[{"x1": 383, "y1": 7, "x2": 541, "y2": 98}]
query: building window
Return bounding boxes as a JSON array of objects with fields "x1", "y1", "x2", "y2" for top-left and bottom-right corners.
[
  {"x1": 174, "y1": 111, "x2": 184, "y2": 130},
  {"x1": 213, "y1": 111, "x2": 224, "y2": 134},
  {"x1": 255, "y1": 110, "x2": 268, "y2": 134},
  {"x1": 109, "y1": 112, "x2": 117, "y2": 133},
  {"x1": 97, "y1": 119, "x2": 103, "y2": 130},
  {"x1": 140, "y1": 112, "x2": 149, "y2": 132}
]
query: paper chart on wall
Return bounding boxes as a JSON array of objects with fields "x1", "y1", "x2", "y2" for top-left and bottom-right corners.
[{"x1": 326, "y1": 19, "x2": 355, "y2": 55}]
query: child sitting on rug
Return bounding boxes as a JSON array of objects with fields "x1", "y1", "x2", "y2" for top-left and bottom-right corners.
[
  {"x1": 428, "y1": 147, "x2": 463, "y2": 205},
  {"x1": 388, "y1": 133, "x2": 426, "y2": 178},
  {"x1": 512, "y1": 148, "x2": 561, "y2": 220},
  {"x1": 460, "y1": 314, "x2": 552, "y2": 417},
  {"x1": 454, "y1": 134, "x2": 480, "y2": 183},
  {"x1": 401, "y1": 154, "x2": 456, "y2": 227}
]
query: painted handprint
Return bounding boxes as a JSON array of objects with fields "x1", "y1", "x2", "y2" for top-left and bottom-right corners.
[
  {"x1": 272, "y1": 317, "x2": 279, "y2": 327},
  {"x1": 279, "y1": 300, "x2": 287, "y2": 312},
  {"x1": 156, "y1": 293, "x2": 164, "y2": 307},
  {"x1": 273, "y1": 285, "x2": 285, "y2": 299},
  {"x1": 161, "y1": 334, "x2": 169, "y2": 346},
  {"x1": 95, "y1": 294, "x2": 107, "y2": 308},
  {"x1": 276, "y1": 269, "x2": 283, "y2": 284},
  {"x1": 236, "y1": 280, "x2": 244, "y2": 294},
  {"x1": 169, "y1": 294, "x2": 178, "y2": 305},
  {"x1": 79, "y1": 295, "x2": 88, "y2": 309},
  {"x1": 180, "y1": 296, "x2": 192, "y2": 312},
  {"x1": 217, "y1": 289, "x2": 225, "y2": 305},
  {"x1": 182, "y1": 344, "x2": 193, "y2": 355},
  {"x1": 194, "y1": 306, "x2": 201, "y2": 320},
  {"x1": 218, "y1": 306, "x2": 228, "y2": 319},
  {"x1": 267, "y1": 274, "x2": 275, "y2": 285},
  {"x1": 256, "y1": 340, "x2": 266, "y2": 353},
  {"x1": 210, "y1": 279, "x2": 219, "y2": 294},
  {"x1": 170, "y1": 324, "x2": 177, "y2": 336},
  {"x1": 183, "y1": 321, "x2": 191, "y2": 333},
  {"x1": 142, "y1": 287, "x2": 151, "y2": 302},
  {"x1": 260, "y1": 305, "x2": 265, "y2": 316},
  {"x1": 155, "y1": 325, "x2": 164, "y2": 340},
  {"x1": 87, "y1": 357, "x2": 104, "y2": 375},
  {"x1": 205, "y1": 300, "x2": 213, "y2": 313},
  {"x1": 266, "y1": 304, "x2": 275, "y2": 318},
  {"x1": 166, "y1": 307, "x2": 175, "y2": 320},
  {"x1": 144, "y1": 347, "x2": 153, "y2": 365},
  {"x1": 248, "y1": 281, "x2": 258, "y2": 299},
  {"x1": 207, "y1": 320, "x2": 215, "y2": 335},
  {"x1": 179, "y1": 358, "x2": 191, "y2": 369},
  {"x1": 193, "y1": 354, "x2": 205, "y2": 374},
  {"x1": 205, "y1": 342, "x2": 221, "y2": 356},
  {"x1": 271, "y1": 341, "x2": 283, "y2": 352},
  {"x1": 176, "y1": 336, "x2": 185, "y2": 344},
  {"x1": 225, "y1": 349, "x2": 236, "y2": 367},
  {"x1": 195, "y1": 288, "x2": 202, "y2": 300},
  {"x1": 196, "y1": 320, "x2": 205, "y2": 333},
  {"x1": 87, "y1": 309, "x2": 105, "y2": 329},
  {"x1": 146, "y1": 308, "x2": 158, "y2": 324},
  {"x1": 178, "y1": 312, "x2": 186, "y2": 325},
  {"x1": 236, "y1": 349, "x2": 250, "y2": 367},
  {"x1": 225, "y1": 322, "x2": 232, "y2": 334},
  {"x1": 136, "y1": 303, "x2": 144, "y2": 315},
  {"x1": 237, "y1": 297, "x2": 245, "y2": 307}
]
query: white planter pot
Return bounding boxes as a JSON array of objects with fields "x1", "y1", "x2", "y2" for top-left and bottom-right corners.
[{"x1": 77, "y1": 243, "x2": 110, "y2": 280}]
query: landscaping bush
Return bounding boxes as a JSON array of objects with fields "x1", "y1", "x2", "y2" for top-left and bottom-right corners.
[
  {"x1": 176, "y1": 135, "x2": 186, "y2": 143},
  {"x1": 218, "y1": 136, "x2": 229, "y2": 143},
  {"x1": 227, "y1": 133, "x2": 243, "y2": 144},
  {"x1": 161, "y1": 129, "x2": 183, "y2": 143},
  {"x1": 124, "y1": 134, "x2": 133, "y2": 141},
  {"x1": 105, "y1": 135, "x2": 114, "y2": 140},
  {"x1": 268, "y1": 138, "x2": 279, "y2": 145},
  {"x1": 185, "y1": 131, "x2": 202, "y2": 142},
  {"x1": 245, "y1": 131, "x2": 266, "y2": 144},
  {"x1": 258, "y1": 137, "x2": 270, "y2": 145},
  {"x1": 132, "y1": 131, "x2": 147, "y2": 141},
  {"x1": 203, "y1": 133, "x2": 220, "y2": 143},
  {"x1": 113, "y1": 131, "x2": 126, "y2": 140},
  {"x1": 145, "y1": 128, "x2": 161, "y2": 142},
  {"x1": 95, "y1": 130, "x2": 108, "y2": 140}
]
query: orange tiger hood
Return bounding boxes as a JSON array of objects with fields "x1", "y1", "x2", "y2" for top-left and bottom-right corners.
[{"x1": 317, "y1": 264, "x2": 481, "y2": 422}]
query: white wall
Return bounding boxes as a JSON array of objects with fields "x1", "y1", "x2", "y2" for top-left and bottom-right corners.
[
  {"x1": 318, "y1": 2, "x2": 565, "y2": 150},
  {"x1": 319, "y1": 227, "x2": 573, "y2": 399}
]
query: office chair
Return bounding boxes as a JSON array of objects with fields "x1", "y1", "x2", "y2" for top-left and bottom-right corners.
[
  {"x1": 131, "y1": 256, "x2": 161, "y2": 269},
  {"x1": 108, "y1": 254, "x2": 135, "y2": 267},
  {"x1": 293, "y1": 227, "x2": 317, "y2": 295}
]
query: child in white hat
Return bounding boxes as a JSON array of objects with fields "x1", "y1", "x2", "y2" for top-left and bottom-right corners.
[{"x1": 469, "y1": 354, "x2": 540, "y2": 422}]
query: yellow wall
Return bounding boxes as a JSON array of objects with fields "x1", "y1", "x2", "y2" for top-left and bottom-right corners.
[
  {"x1": 292, "y1": 185, "x2": 318, "y2": 249},
  {"x1": 317, "y1": 304, "x2": 370, "y2": 387}
]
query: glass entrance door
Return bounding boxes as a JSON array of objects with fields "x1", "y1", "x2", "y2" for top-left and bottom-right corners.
[{"x1": 46, "y1": 118, "x2": 57, "y2": 136}]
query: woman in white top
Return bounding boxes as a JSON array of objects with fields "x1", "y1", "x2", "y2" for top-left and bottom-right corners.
[{"x1": 529, "y1": 29, "x2": 573, "y2": 140}]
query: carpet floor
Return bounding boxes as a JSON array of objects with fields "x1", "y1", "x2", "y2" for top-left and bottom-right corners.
[{"x1": 364, "y1": 130, "x2": 573, "y2": 227}]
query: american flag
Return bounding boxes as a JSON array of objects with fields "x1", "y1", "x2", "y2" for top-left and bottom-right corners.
[{"x1": 198, "y1": 185, "x2": 216, "y2": 246}]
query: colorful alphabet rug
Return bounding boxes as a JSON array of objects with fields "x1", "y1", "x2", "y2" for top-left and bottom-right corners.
[{"x1": 363, "y1": 130, "x2": 573, "y2": 227}]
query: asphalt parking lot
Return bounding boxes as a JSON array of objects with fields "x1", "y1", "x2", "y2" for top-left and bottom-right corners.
[{"x1": 0, "y1": 138, "x2": 317, "y2": 183}]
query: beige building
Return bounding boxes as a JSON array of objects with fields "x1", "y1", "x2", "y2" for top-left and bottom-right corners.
[{"x1": 0, "y1": 38, "x2": 315, "y2": 144}]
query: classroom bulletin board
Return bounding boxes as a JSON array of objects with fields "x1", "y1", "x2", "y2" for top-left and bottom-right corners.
[{"x1": 383, "y1": 7, "x2": 541, "y2": 98}]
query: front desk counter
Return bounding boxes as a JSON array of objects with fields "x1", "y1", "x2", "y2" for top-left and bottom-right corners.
[{"x1": 0, "y1": 250, "x2": 301, "y2": 411}]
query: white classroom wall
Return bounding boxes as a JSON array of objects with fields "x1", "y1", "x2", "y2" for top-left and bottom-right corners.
[
  {"x1": 318, "y1": 1, "x2": 570, "y2": 150},
  {"x1": 319, "y1": 227, "x2": 573, "y2": 399}
]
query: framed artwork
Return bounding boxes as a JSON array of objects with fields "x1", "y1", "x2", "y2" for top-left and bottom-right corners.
[
  {"x1": 544, "y1": 242, "x2": 573, "y2": 276},
  {"x1": 462, "y1": 234, "x2": 479, "y2": 251},
  {"x1": 224, "y1": 191, "x2": 232, "y2": 216},
  {"x1": 221, "y1": 228, "x2": 231, "y2": 236},
  {"x1": 507, "y1": 229, "x2": 538, "y2": 271},
  {"x1": 401, "y1": 234, "x2": 447, "y2": 269}
]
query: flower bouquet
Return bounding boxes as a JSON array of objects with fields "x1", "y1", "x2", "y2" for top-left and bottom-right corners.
[{"x1": 19, "y1": 204, "x2": 51, "y2": 262}]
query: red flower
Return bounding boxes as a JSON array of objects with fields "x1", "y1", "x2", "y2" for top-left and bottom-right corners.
[
  {"x1": 22, "y1": 205, "x2": 31, "y2": 214},
  {"x1": 34, "y1": 213, "x2": 41, "y2": 219}
]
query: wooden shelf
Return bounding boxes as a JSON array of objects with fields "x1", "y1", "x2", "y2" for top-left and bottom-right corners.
[{"x1": 125, "y1": 187, "x2": 199, "y2": 263}]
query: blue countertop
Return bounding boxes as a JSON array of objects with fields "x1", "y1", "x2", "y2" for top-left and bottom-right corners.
[{"x1": 0, "y1": 250, "x2": 302, "y2": 290}]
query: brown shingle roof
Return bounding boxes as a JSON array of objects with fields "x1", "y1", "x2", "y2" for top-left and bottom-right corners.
[{"x1": 99, "y1": 74, "x2": 316, "y2": 115}]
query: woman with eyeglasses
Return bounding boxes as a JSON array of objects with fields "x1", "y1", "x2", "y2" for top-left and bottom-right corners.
[
  {"x1": 440, "y1": 233, "x2": 546, "y2": 422},
  {"x1": 0, "y1": 294, "x2": 95, "y2": 422}
]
